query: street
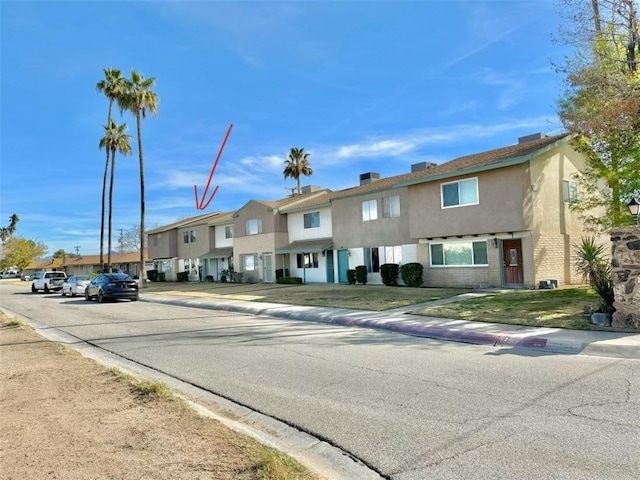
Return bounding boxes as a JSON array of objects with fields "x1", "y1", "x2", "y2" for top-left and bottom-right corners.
[{"x1": 1, "y1": 284, "x2": 639, "y2": 480}]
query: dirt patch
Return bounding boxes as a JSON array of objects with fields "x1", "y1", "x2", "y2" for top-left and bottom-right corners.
[{"x1": 0, "y1": 318, "x2": 319, "y2": 480}]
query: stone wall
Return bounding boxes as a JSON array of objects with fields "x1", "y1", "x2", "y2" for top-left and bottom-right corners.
[{"x1": 610, "y1": 226, "x2": 640, "y2": 329}]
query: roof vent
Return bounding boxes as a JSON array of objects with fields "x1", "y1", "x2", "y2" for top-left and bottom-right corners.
[
  {"x1": 359, "y1": 172, "x2": 381, "y2": 185},
  {"x1": 300, "y1": 185, "x2": 321, "y2": 194},
  {"x1": 411, "y1": 161, "x2": 437, "y2": 172},
  {"x1": 518, "y1": 133, "x2": 547, "y2": 144}
]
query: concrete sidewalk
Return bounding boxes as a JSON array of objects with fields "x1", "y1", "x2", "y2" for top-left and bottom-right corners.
[{"x1": 141, "y1": 290, "x2": 640, "y2": 360}]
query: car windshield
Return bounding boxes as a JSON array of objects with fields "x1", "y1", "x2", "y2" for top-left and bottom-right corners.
[
  {"x1": 77, "y1": 276, "x2": 91, "y2": 281},
  {"x1": 48, "y1": 272, "x2": 66, "y2": 278}
]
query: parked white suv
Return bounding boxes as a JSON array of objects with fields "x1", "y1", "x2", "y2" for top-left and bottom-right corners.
[{"x1": 0, "y1": 270, "x2": 19, "y2": 279}]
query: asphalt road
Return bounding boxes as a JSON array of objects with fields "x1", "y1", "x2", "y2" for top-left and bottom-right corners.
[{"x1": 2, "y1": 284, "x2": 639, "y2": 480}]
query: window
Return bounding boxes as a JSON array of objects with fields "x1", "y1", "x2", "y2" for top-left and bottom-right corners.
[
  {"x1": 225, "y1": 226, "x2": 233, "y2": 238},
  {"x1": 383, "y1": 195, "x2": 400, "y2": 218},
  {"x1": 154, "y1": 234, "x2": 162, "y2": 247},
  {"x1": 362, "y1": 199, "x2": 378, "y2": 221},
  {"x1": 242, "y1": 254, "x2": 258, "y2": 271},
  {"x1": 562, "y1": 179, "x2": 578, "y2": 204},
  {"x1": 441, "y1": 178, "x2": 478, "y2": 208},
  {"x1": 183, "y1": 230, "x2": 196, "y2": 243},
  {"x1": 245, "y1": 218, "x2": 262, "y2": 235},
  {"x1": 430, "y1": 241, "x2": 488, "y2": 266},
  {"x1": 364, "y1": 247, "x2": 380, "y2": 272},
  {"x1": 296, "y1": 253, "x2": 319, "y2": 269},
  {"x1": 384, "y1": 246, "x2": 402, "y2": 264},
  {"x1": 303, "y1": 212, "x2": 320, "y2": 229}
]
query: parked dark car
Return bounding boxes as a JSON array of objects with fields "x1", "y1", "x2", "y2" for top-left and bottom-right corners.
[{"x1": 84, "y1": 273, "x2": 139, "y2": 303}]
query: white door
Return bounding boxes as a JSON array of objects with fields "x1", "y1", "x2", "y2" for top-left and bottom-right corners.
[{"x1": 263, "y1": 253, "x2": 274, "y2": 283}]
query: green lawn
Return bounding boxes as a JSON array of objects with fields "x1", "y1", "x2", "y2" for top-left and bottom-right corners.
[{"x1": 411, "y1": 287, "x2": 603, "y2": 330}]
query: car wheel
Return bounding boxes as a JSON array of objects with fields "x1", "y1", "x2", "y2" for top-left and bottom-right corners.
[
  {"x1": 97, "y1": 290, "x2": 105, "y2": 303},
  {"x1": 85, "y1": 290, "x2": 91, "y2": 301},
  {"x1": 31, "y1": 284, "x2": 37, "y2": 293},
  {"x1": 71, "y1": 290, "x2": 76, "y2": 297},
  {"x1": 44, "y1": 284, "x2": 49, "y2": 293},
  {"x1": 131, "y1": 293, "x2": 139, "y2": 302},
  {"x1": 61, "y1": 289, "x2": 66, "y2": 296}
]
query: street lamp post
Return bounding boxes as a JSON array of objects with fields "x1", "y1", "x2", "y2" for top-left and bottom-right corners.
[{"x1": 628, "y1": 198, "x2": 640, "y2": 225}]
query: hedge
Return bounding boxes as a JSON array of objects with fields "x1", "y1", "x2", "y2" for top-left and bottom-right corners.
[
  {"x1": 355, "y1": 265, "x2": 368, "y2": 285},
  {"x1": 277, "y1": 276, "x2": 303, "y2": 284},
  {"x1": 400, "y1": 262, "x2": 424, "y2": 287},
  {"x1": 380, "y1": 263, "x2": 399, "y2": 286}
]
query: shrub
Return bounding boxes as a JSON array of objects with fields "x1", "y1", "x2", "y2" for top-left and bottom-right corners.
[
  {"x1": 346, "y1": 269, "x2": 357, "y2": 285},
  {"x1": 147, "y1": 269, "x2": 158, "y2": 282},
  {"x1": 355, "y1": 265, "x2": 368, "y2": 285},
  {"x1": 380, "y1": 263, "x2": 399, "y2": 286},
  {"x1": 401, "y1": 262, "x2": 424, "y2": 287},
  {"x1": 278, "y1": 276, "x2": 303, "y2": 284},
  {"x1": 176, "y1": 271, "x2": 189, "y2": 282},
  {"x1": 276, "y1": 268, "x2": 290, "y2": 281},
  {"x1": 158, "y1": 272, "x2": 166, "y2": 282},
  {"x1": 574, "y1": 236, "x2": 615, "y2": 313}
]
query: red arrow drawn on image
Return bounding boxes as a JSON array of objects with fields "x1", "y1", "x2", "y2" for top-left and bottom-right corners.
[{"x1": 194, "y1": 123, "x2": 233, "y2": 210}]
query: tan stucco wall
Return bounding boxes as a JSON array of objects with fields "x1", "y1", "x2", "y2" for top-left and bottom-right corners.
[
  {"x1": 233, "y1": 232, "x2": 289, "y2": 282},
  {"x1": 177, "y1": 223, "x2": 212, "y2": 259},
  {"x1": 407, "y1": 166, "x2": 528, "y2": 239},
  {"x1": 148, "y1": 230, "x2": 178, "y2": 259},
  {"x1": 331, "y1": 186, "x2": 413, "y2": 248}
]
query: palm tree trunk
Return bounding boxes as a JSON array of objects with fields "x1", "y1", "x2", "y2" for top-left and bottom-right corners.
[
  {"x1": 107, "y1": 148, "x2": 116, "y2": 272},
  {"x1": 297, "y1": 175, "x2": 301, "y2": 195},
  {"x1": 136, "y1": 111, "x2": 146, "y2": 286},
  {"x1": 100, "y1": 100, "x2": 114, "y2": 270}
]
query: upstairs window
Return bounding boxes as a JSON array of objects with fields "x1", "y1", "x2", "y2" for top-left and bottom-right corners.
[
  {"x1": 383, "y1": 195, "x2": 400, "y2": 218},
  {"x1": 362, "y1": 199, "x2": 378, "y2": 221},
  {"x1": 225, "y1": 226, "x2": 234, "y2": 238},
  {"x1": 190, "y1": 230, "x2": 196, "y2": 243},
  {"x1": 562, "y1": 179, "x2": 578, "y2": 204},
  {"x1": 183, "y1": 230, "x2": 196, "y2": 243},
  {"x1": 303, "y1": 212, "x2": 320, "y2": 229},
  {"x1": 245, "y1": 218, "x2": 262, "y2": 235},
  {"x1": 154, "y1": 234, "x2": 162, "y2": 247},
  {"x1": 441, "y1": 178, "x2": 478, "y2": 208},
  {"x1": 430, "y1": 241, "x2": 488, "y2": 267}
]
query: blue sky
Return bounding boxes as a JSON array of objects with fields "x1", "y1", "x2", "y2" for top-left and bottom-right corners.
[{"x1": 1, "y1": 0, "x2": 570, "y2": 256}]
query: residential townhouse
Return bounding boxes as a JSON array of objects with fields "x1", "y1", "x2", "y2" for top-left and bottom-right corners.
[
  {"x1": 147, "y1": 132, "x2": 594, "y2": 289},
  {"x1": 24, "y1": 252, "x2": 147, "y2": 278}
]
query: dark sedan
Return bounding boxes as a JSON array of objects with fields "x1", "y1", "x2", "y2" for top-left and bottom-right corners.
[{"x1": 85, "y1": 273, "x2": 139, "y2": 303}]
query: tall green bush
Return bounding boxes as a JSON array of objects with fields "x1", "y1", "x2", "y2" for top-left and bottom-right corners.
[
  {"x1": 176, "y1": 271, "x2": 189, "y2": 282},
  {"x1": 355, "y1": 265, "x2": 368, "y2": 284},
  {"x1": 400, "y1": 262, "x2": 423, "y2": 287},
  {"x1": 380, "y1": 263, "x2": 399, "y2": 286}
]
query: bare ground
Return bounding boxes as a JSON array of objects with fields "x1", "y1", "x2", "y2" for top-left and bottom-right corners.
[{"x1": 0, "y1": 317, "x2": 319, "y2": 480}]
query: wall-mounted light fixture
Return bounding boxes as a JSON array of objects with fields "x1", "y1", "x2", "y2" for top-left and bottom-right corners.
[
  {"x1": 259, "y1": 254, "x2": 263, "y2": 260},
  {"x1": 628, "y1": 197, "x2": 639, "y2": 225},
  {"x1": 347, "y1": 250, "x2": 351, "y2": 256},
  {"x1": 492, "y1": 238, "x2": 499, "y2": 248}
]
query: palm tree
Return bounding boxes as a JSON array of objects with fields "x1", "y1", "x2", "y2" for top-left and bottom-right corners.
[
  {"x1": 0, "y1": 214, "x2": 19, "y2": 242},
  {"x1": 283, "y1": 147, "x2": 313, "y2": 195},
  {"x1": 121, "y1": 70, "x2": 158, "y2": 285},
  {"x1": 96, "y1": 69, "x2": 127, "y2": 270},
  {"x1": 99, "y1": 120, "x2": 132, "y2": 272}
]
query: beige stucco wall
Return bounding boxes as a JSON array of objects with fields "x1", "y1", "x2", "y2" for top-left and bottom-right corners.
[
  {"x1": 331, "y1": 186, "x2": 413, "y2": 249},
  {"x1": 408, "y1": 166, "x2": 528, "y2": 239},
  {"x1": 177, "y1": 223, "x2": 211, "y2": 259},
  {"x1": 233, "y1": 232, "x2": 289, "y2": 282},
  {"x1": 147, "y1": 230, "x2": 178, "y2": 260}
]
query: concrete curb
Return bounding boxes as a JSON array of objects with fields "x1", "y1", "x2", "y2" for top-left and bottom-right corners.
[{"x1": 141, "y1": 294, "x2": 638, "y2": 358}]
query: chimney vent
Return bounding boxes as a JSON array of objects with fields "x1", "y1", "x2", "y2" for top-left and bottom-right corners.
[
  {"x1": 518, "y1": 133, "x2": 547, "y2": 144},
  {"x1": 359, "y1": 172, "x2": 381, "y2": 185},
  {"x1": 411, "y1": 161, "x2": 437, "y2": 172},
  {"x1": 300, "y1": 185, "x2": 321, "y2": 194}
]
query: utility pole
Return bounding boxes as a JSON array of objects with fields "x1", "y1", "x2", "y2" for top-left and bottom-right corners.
[{"x1": 74, "y1": 246, "x2": 81, "y2": 258}]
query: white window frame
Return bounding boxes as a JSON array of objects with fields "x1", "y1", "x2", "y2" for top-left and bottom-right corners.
[
  {"x1": 441, "y1": 177, "x2": 479, "y2": 208},
  {"x1": 225, "y1": 226, "x2": 234, "y2": 238},
  {"x1": 383, "y1": 195, "x2": 400, "y2": 218},
  {"x1": 562, "y1": 179, "x2": 578, "y2": 204},
  {"x1": 362, "y1": 199, "x2": 378, "y2": 221},
  {"x1": 245, "y1": 218, "x2": 262, "y2": 235},
  {"x1": 430, "y1": 240, "x2": 488, "y2": 267}
]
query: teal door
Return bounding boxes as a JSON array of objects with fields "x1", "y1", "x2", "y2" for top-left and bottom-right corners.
[
  {"x1": 326, "y1": 250, "x2": 335, "y2": 283},
  {"x1": 337, "y1": 249, "x2": 349, "y2": 283}
]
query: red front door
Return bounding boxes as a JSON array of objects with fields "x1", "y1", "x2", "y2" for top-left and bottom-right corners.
[{"x1": 502, "y1": 239, "x2": 524, "y2": 285}]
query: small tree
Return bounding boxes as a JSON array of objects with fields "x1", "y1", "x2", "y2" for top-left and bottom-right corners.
[
  {"x1": 355, "y1": 265, "x2": 368, "y2": 284},
  {"x1": 1, "y1": 237, "x2": 47, "y2": 272},
  {"x1": 574, "y1": 236, "x2": 615, "y2": 313}
]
